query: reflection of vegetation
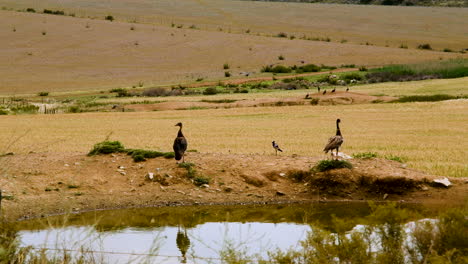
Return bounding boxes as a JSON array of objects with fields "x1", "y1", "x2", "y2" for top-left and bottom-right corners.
[{"x1": 221, "y1": 203, "x2": 468, "y2": 264}]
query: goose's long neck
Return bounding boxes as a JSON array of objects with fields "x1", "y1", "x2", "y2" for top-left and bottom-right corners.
[
  {"x1": 336, "y1": 121, "x2": 342, "y2": 136},
  {"x1": 177, "y1": 126, "x2": 184, "y2": 137}
]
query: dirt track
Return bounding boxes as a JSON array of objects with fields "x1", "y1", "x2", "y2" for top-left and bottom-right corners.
[{"x1": 1, "y1": 151, "x2": 466, "y2": 221}]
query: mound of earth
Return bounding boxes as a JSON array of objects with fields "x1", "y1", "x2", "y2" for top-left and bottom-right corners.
[
  {"x1": 0, "y1": 152, "x2": 465, "y2": 221},
  {"x1": 125, "y1": 91, "x2": 396, "y2": 111}
]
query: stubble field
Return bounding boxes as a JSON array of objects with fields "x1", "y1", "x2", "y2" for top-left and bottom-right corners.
[{"x1": 1, "y1": 98, "x2": 467, "y2": 178}]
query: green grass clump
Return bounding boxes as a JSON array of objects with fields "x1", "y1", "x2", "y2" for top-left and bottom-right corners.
[
  {"x1": 313, "y1": 160, "x2": 353, "y2": 172},
  {"x1": 194, "y1": 175, "x2": 210, "y2": 186},
  {"x1": 178, "y1": 162, "x2": 197, "y2": 179},
  {"x1": 125, "y1": 149, "x2": 174, "y2": 162},
  {"x1": 393, "y1": 94, "x2": 465, "y2": 103},
  {"x1": 385, "y1": 155, "x2": 407, "y2": 163},
  {"x1": 88, "y1": 141, "x2": 125, "y2": 155},
  {"x1": 353, "y1": 152, "x2": 378, "y2": 159}
]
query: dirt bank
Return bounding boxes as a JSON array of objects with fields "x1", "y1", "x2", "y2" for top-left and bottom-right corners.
[{"x1": 1, "y1": 152, "x2": 466, "y2": 221}]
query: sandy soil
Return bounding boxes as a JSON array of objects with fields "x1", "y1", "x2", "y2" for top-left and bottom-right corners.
[
  {"x1": 126, "y1": 91, "x2": 396, "y2": 111},
  {"x1": 1, "y1": 151, "x2": 466, "y2": 221}
]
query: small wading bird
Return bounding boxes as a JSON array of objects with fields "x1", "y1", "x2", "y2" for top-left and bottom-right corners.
[
  {"x1": 331, "y1": 88, "x2": 336, "y2": 93},
  {"x1": 305, "y1": 93, "x2": 310, "y2": 99},
  {"x1": 272, "y1": 141, "x2": 283, "y2": 155},
  {"x1": 173, "y1": 122, "x2": 188, "y2": 163},
  {"x1": 323, "y1": 119, "x2": 344, "y2": 159},
  {"x1": 323, "y1": 90, "x2": 327, "y2": 95}
]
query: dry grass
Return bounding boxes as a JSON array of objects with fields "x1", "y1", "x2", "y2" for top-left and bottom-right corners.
[
  {"x1": 1, "y1": 0, "x2": 467, "y2": 50},
  {"x1": 0, "y1": 100, "x2": 466, "y2": 178},
  {"x1": 0, "y1": 8, "x2": 464, "y2": 95}
]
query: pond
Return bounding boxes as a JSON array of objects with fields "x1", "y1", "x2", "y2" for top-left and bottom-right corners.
[{"x1": 15, "y1": 202, "x2": 458, "y2": 264}]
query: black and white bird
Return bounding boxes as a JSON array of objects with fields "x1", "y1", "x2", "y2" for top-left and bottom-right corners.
[
  {"x1": 173, "y1": 122, "x2": 188, "y2": 163},
  {"x1": 323, "y1": 119, "x2": 344, "y2": 159},
  {"x1": 272, "y1": 141, "x2": 283, "y2": 155}
]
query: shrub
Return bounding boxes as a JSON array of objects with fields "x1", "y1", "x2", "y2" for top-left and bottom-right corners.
[
  {"x1": 353, "y1": 152, "x2": 378, "y2": 159},
  {"x1": 224, "y1": 71, "x2": 231, "y2": 77},
  {"x1": 11, "y1": 105, "x2": 39, "y2": 114},
  {"x1": 203, "y1": 87, "x2": 218, "y2": 95},
  {"x1": 88, "y1": 141, "x2": 125, "y2": 155},
  {"x1": 105, "y1": 15, "x2": 114, "y2": 21},
  {"x1": 38, "y1": 92, "x2": 49, "y2": 96},
  {"x1": 223, "y1": 63, "x2": 229, "y2": 69},
  {"x1": 26, "y1": 8, "x2": 35, "y2": 12},
  {"x1": 67, "y1": 106, "x2": 81, "y2": 113},
  {"x1": 296, "y1": 64, "x2": 320, "y2": 73},
  {"x1": 43, "y1": 9, "x2": 65, "y2": 15},
  {"x1": 179, "y1": 162, "x2": 197, "y2": 179},
  {"x1": 341, "y1": 73, "x2": 363, "y2": 82},
  {"x1": 418, "y1": 43, "x2": 432, "y2": 50},
  {"x1": 399, "y1": 44, "x2": 408, "y2": 49},
  {"x1": 359, "y1": 66, "x2": 368, "y2": 71},
  {"x1": 261, "y1": 65, "x2": 292, "y2": 73},
  {"x1": 277, "y1": 32, "x2": 287, "y2": 38},
  {"x1": 310, "y1": 98, "x2": 319, "y2": 105},
  {"x1": 142, "y1": 87, "x2": 170, "y2": 97},
  {"x1": 278, "y1": 55, "x2": 285, "y2": 60},
  {"x1": 313, "y1": 160, "x2": 352, "y2": 172}
]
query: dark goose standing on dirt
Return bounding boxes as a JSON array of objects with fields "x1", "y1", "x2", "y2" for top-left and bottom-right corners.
[
  {"x1": 272, "y1": 141, "x2": 283, "y2": 155},
  {"x1": 173, "y1": 122, "x2": 188, "y2": 163},
  {"x1": 323, "y1": 119, "x2": 344, "y2": 159}
]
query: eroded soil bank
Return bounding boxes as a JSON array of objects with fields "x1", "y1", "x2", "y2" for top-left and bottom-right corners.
[{"x1": 1, "y1": 152, "x2": 466, "y2": 221}]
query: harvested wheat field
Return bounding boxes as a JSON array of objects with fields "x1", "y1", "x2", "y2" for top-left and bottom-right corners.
[
  {"x1": 0, "y1": 9, "x2": 464, "y2": 94},
  {"x1": 1, "y1": 0, "x2": 467, "y2": 50},
  {"x1": 1, "y1": 100, "x2": 467, "y2": 178}
]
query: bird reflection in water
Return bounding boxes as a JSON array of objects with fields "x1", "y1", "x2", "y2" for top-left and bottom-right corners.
[{"x1": 176, "y1": 225, "x2": 191, "y2": 263}]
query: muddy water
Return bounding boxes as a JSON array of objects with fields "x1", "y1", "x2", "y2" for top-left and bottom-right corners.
[{"x1": 16, "y1": 202, "x2": 451, "y2": 264}]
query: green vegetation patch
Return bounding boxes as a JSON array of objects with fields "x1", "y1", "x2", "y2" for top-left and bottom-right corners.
[
  {"x1": 201, "y1": 99, "x2": 237, "y2": 103},
  {"x1": 313, "y1": 160, "x2": 353, "y2": 172},
  {"x1": 393, "y1": 94, "x2": 466, "y2": 103},
  {"x1": 88, "y1": 141, "x2": 125, "y2": 155},
  {"x1": 126, "y1": 149, "x2": 175, "y2": 162},
  {"x1": 353, "y1": 152, "x2": 378, "y2": 159},
  {"x1": 367, "y1": 58, "x2": 468, "y2": 83}
]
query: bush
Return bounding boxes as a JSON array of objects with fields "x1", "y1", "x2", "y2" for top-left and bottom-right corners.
[
  {"x1": 417, "y1": 43, "x2": 432, "y2": 50},
  {"x1": 43, "y1": 9, "x2": 65, "y2": 15},
  {"x1": 353, "y1": 152, "x2": 378, "y2": 159},
  {"x1": 278, "y1": 55, "x2": 285, "y2": 60},
  {"x1": 223, "y1": 63, "x2": 229, "y2": 69},
  {"x1": 310, "y1": 98, "x2": 319, "y2": 105},
  {"x1": 88, "y1": 141, "x2": 125, "y2": 155},
  {"x1": 313, "y1": 160, "x2": 352, "y2": 172},
  {"x1": 67, "y1": 106, "x2": 81, "y2": 113},
  {"x1": 224, "y1": 71, "x2": 231, "y2": 77},
  {"x1": 296, "y1": 64, "x2": 320, "y2": 73},
  {"x1": 26, "y1": 8, "x2": 35, "y2": 12},
  {"x1": 341, "y1": 73, "x2": 363, "y2": 82},
  {"x1": 125, "y1": 149, "x2": 174, "y2": 162},
  {"x1": 261, "y1": 65, "x2": 292, "y2": 73},
  {"x1": 277, "y1": 32, "x2": 287, "y2": 38},
  {"x1": 11, "y1": 105, "x2": 39, "y2": 114},
  {"x1": 105, "y1": 15, "x2": 114, "y2": 21},
  {"x1": 142, "y1": 87, "x2": 169, "y2": 97},
  {"x1": 203, "y1": 87, "x2": 218, "y2": 95},
  {"x1": 38, "y1": 92, "x2": 49, "y2": 96}
]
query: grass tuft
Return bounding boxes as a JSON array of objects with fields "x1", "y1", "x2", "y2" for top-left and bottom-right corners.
[
  {"x1": 313, "y1": 160, "x2": 352, "y2": 172},
  {"x1": 353, "y1": 152, "x2": 378, "y2": 159},
  {"x1": 88, "y1": 141, "x2": 125, "y2": 156}
]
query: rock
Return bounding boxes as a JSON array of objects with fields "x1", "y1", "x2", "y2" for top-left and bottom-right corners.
[
  {"x1": 177, "y1": 190, "x2": 186, "y2": 195},
  {"x1": 64, "y1": 164, "x2": 69, "y2": 167},
  {"x1": 279, "y1": 173, "x2": 286, "y2": 177},
  {"x1": 223, "y1": 186, "x2": 233, "y2": 193},
  {"x1": 118, "y1": 166, "x2": 125, "y2": 169},
  {"x1": 383, "y1": 193, "x2": 388, "y2": 200},
  {"x1": 74, "y1": 162, "x2": 81, "y2": 165},
  {"x1": 433, "y1": 177, "x2": 451, "y2": 188},
  {"x1": 276, "y1": 191, "x2": 286, "y2": 196},
  {"x1": 146, "y1": 172, "x2": 154, "y2": 180},
  {"x1": 200, "y1": 184, "x2": 210, "y2": 188},
  {"x1": 119, "y1": 171, "x2": 126, "y2": 176},
  {"x1": 401, "y1": 164, "x2": 407, "y2": 169},
  {"x1": 421, "y1": 186, "x2": 429, "y2": 191}
]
